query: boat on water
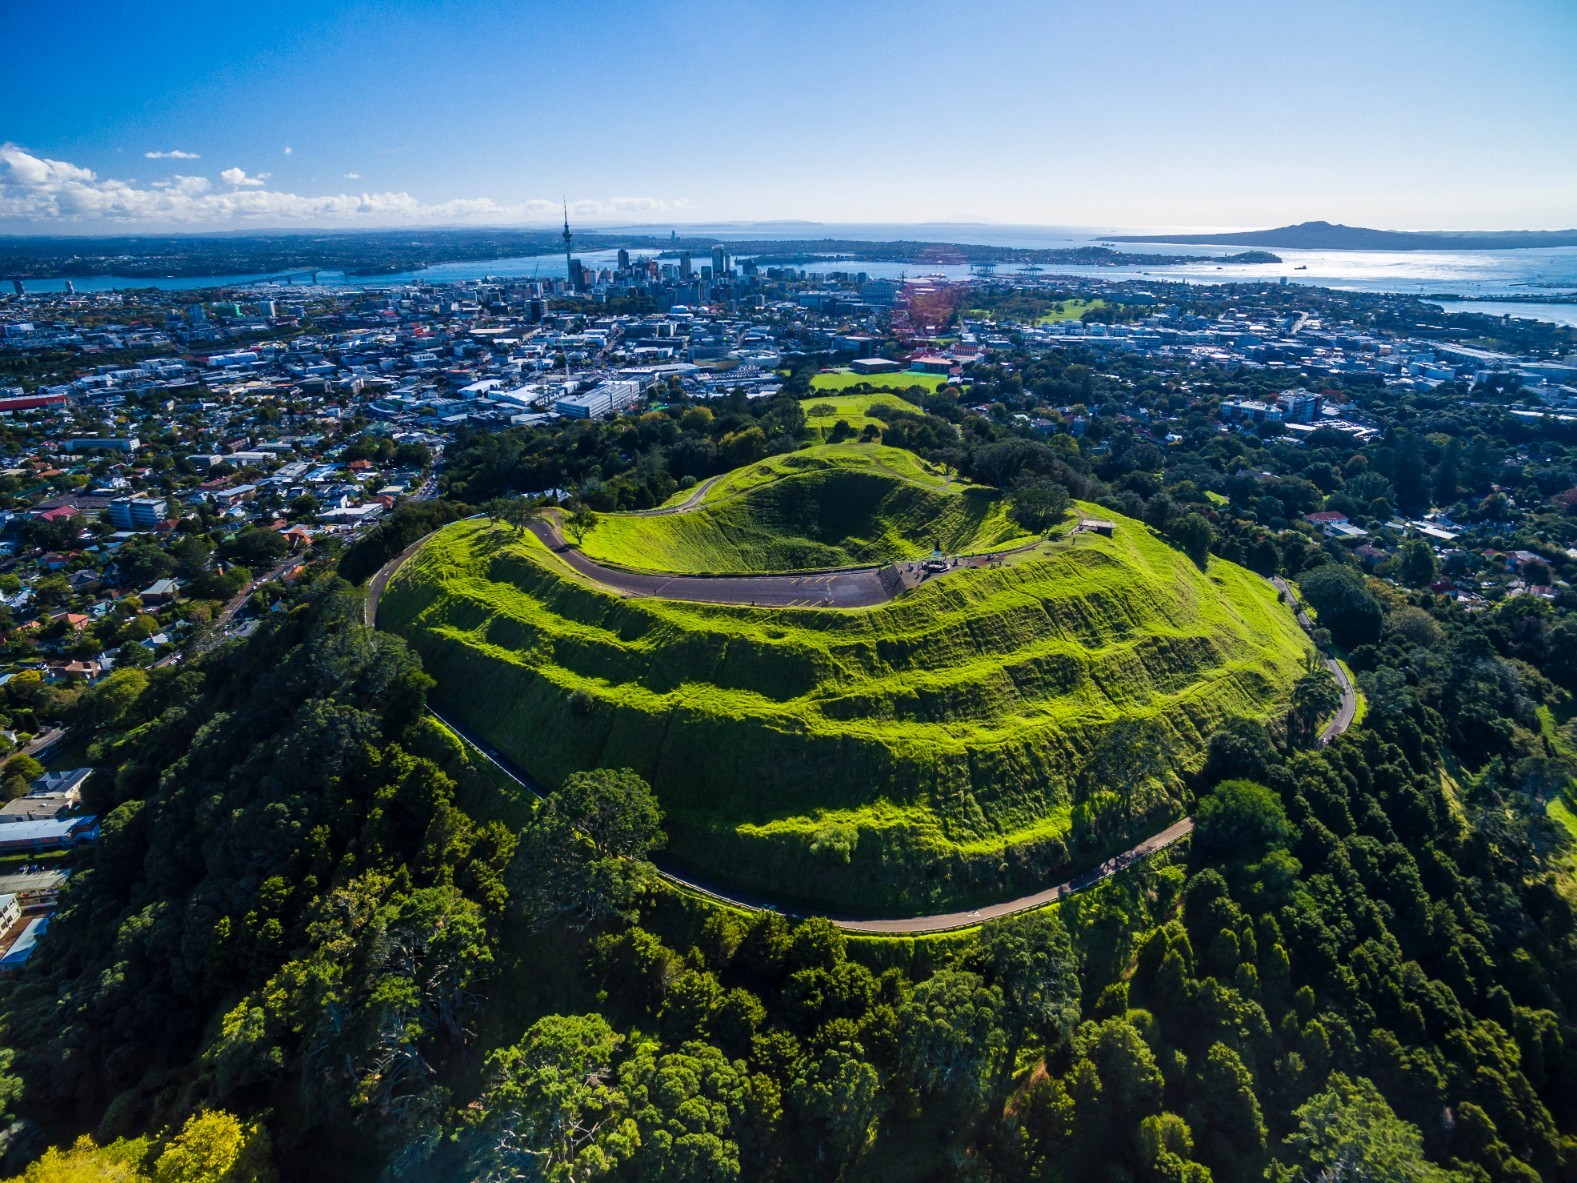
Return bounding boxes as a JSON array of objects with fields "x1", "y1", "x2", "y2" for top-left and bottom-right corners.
[{"x1": 1295, "y1": 264, "x2": 1308, "y2": 270}]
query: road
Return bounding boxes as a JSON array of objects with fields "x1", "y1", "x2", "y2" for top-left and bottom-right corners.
[
  {"x1": 215, "y1": 556, "x2": 298, "y2": 628},
  {"x1": 525, "y1": 512, "x2": 1050, "y2": 610},
  {"x1": 528, "y1": 516, "x2": 895, "y2": 607},
  {"x1": 625, "y1": 475, "x2": 723, "y2": 516},
  {"x1": 20, "y1": 727, "x2": 67, "y2": 758},
  {"x1": 1271, "y1": 576, "x2": 1358, "y2": 745}
]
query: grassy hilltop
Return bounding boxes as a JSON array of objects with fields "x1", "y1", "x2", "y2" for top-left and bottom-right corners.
[
  {"x1": 383, "y1": 459, "x2": 1311, "y2": 913},
  {"x1": 579, "y1": 443, "x2": 1035, "y2": 573}
]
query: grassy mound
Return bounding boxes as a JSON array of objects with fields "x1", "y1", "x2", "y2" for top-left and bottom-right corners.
[
  {"x1": 802, "y1": 393, "x2": 920, "y2": 440},
  {"x1": 580, "y1": 444, "x2": 1034, "y2": 573},
  {"x1": 384, "y1": 500, "x2": 1312, "y2": 914}
]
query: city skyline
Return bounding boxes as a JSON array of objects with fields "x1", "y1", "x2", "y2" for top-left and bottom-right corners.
[{"x1": 3, "y1": 0, "x2": 1576, "y2": 233}]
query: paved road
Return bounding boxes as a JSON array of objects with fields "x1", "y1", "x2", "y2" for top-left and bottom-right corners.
[
  {"x1": 528, "y1": 517, "x2": 894, "y2": 607},
  {"x1": 1271, "y1": 576, "x2": 1358, "y2": 745},
  {"x1": 216, "y1": 556, "x2": 297, "y2": 628},
  {"x1": 20, "y1": 727, "x2": 67, "y2": 758},
  {"x1": 527, "y1": 513, "x2": 1046, "y2": 609},
  {"x1": 626, "y1": 475, "x2": 723, "y2": 516}
]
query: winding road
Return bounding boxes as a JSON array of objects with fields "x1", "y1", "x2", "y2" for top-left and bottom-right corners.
[
  {"x1": 1271, "y1": 576, "x2": 1358, "y2": 745},
  {"x1": 527, "y1": 515, "x2": 896, "y2": 607},
  {"x1": 361, "y1": 516, "x2": 1357, "y2": 934}
]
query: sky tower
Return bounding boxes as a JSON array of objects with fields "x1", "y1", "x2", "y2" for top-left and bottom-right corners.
[{"x1": 561, "y1": 199, "x2": 575, "y2": 289}]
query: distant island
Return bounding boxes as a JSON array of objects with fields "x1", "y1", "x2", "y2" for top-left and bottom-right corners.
[{"x1": 1109, "y1": 220, "x2": 1577, "y2": 251}]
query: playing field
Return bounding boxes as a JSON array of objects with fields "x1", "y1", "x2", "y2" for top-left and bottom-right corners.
[{"x1": 808, "y1": 370, "x2": 952, "y2": 393}]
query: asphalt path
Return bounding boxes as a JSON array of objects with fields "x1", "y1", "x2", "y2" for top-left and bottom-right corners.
[
  {"x1": 1271, "y1": 576, "x2": 1359, "y2": 745},
  {"x1": 528, "y1": 517, "x2": 893, "y2": 607},
  {"x1": 625, "y1": 475, "x2": 723, "y2": 516}
]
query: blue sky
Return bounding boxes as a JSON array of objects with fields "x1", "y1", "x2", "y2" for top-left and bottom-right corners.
[{"x1": 3, "y1": 0, "x2": 1575, "y2": 233}]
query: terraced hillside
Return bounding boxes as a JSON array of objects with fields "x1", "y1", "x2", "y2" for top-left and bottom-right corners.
[
  {"x1": 580, "y1": 443, "x2": 1035, "y2": 573},
  {"x1": 382, "y1": 501, "x2": 1312, "y2": 914}
]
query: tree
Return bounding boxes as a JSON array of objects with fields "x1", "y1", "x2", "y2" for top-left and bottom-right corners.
[
  {"x1": 1289, "y1": 668, "x2": 1342, "y2": 748},
  {"x1": 1275, "y1": 1073, "x2": 1459, "y2": 1183},
  {"x1": 503, "y1": 496, "x2": 543, "y2": 533},
  {"x1": 897, "y1": 970, "x2": 1006, "y2": 1106},
  {"x1": 473, "y1": 1013, "x2": 634, "y2": 1183},
  {"x1": 80, "y1": 668, "x2": 150, "y2": 730},
  {"x1": 1191, "y1": 1042, "x2": 1265, "y2": 1169},
  {"x1": 1194, "y1": 780, "x2": 1291, "y2": 863},
  {"x1": 1168, "y1": 512, "x2": 1215, "y2": 567},
  {"x1": 1299, "y1": 566, "x2": 1382, "y2": 649},
  {"x1": 620, "y1": 1040, "x2": 751, "y2": 1183},
  {"x1": 562, "y1": 503, "x2": 599, "y2": 547},
  {"x1": 516, "y1": 769, "x2": 665, "y2": 929},
  {"x1": 1009, "y1": 479, "x2": 1071, "y2": 534},
  {"x1": 1398, "y1": 540, "x2": 1437, "y2": 588},
  {"x1": 1137, "y1": 1114, "x2": 1212, "y2": 1183},
  {"x1": 218, "y1": 527, "x2": 287, "y2": 568},
  {"x1": 1433, "y1": 438, "x2": 1462, "y2": 504},
  {"x1": 788, "y1": 1041, "x2": 884, "y2": 1177},
  {"x1": 151, "y1": 1110, "x2": 273, "y2": 1183},
  {"x1": 2, "y1": 753, "x2": 43, "y2": 800},
  {"x1": 1, "y1": 1135, "x2": 151, "y2": 1183},
  {"x1": 978, "y1": 910, "x2": 1081, "y2": 1048},
  {"x1": 1390, "y1": 433, "x2": 1431, "y2": 516}
]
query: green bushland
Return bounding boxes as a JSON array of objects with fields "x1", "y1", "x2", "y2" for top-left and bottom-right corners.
[
  {"x1": 579, "y1": 443, "x2": 1035, "y2": 573},
  {"x1": 383, "y1": 498, "x2": 1311, "y2": 914}
]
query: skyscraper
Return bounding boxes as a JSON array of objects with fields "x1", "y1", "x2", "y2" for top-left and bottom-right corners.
[
  {"x1": 562, "y1": 200, "x2": 577, "y2": 291},
  {"x1": 617, "y1": 248, "x2": 630, "y2": 272},
  {"x1": 711, "y1": 245, "x2": 731, "y2": 277},
  {"x1": 679, "y1": 251, "x2": 693, "y2": 280}
]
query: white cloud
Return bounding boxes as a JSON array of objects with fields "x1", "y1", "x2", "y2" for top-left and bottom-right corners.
[
  {"x1": 283, "y1": 146, "x2": 293, "y2": 156},
  {"x1": 144, "y1": 149, "x2": 200, "y2": 160},
  {"x1": 344, "y1": 172, "x2": 361, "y2": 180},
  {"x1": 0, "y1": 142, "x2": 687, "y2": 227},
  {"x1": 152, "y1": 175, "x2": 212, "y2": 195},
  {"x1": 220, "y1": 166, "x2": 267, "y2": 188}
]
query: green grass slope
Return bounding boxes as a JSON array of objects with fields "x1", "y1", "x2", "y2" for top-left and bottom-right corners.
[
  {"x1": 808, "y1": 371, "x2": 951, "y2": 394},
  {"x1": 382, "y1": 507, "x2": 1311, "y2": 914},
  {"x1": 580, "y1": 444, "x2": 1034, "y2": 573},
  {"x1": 802, "y1": 392, "x2": 919, "y2": 440}
]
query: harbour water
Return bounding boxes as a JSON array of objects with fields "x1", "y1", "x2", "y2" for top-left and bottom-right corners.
[{"x1": 14, "y1": 226, "x2": 1577, "y2": 325}]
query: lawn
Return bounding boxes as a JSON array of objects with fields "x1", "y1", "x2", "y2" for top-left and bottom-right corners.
[
  {"x1": 808, "y1": 370, "x2": 952, "y2": 393},
  {"x1": 579, "y1": 443, "x2": 1034, "y2": 573},
  {"x1": 383, "y1": 498, "x2": 1311, "y2": 914},
  {"x1": 965, "y1": 297, "x2": 1107, "y2": 324},
  {"x1": 801, "y1": 391, "x2": 924, "y2": 441}
]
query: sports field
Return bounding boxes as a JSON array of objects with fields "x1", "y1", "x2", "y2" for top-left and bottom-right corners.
[{"x1": 808, "y1": 370, "x2": 952, "y2": 393}]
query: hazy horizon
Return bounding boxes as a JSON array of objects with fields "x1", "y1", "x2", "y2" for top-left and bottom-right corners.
[{"x1": 4, "y1": 218, "x2": 1577, "y2": 243}]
